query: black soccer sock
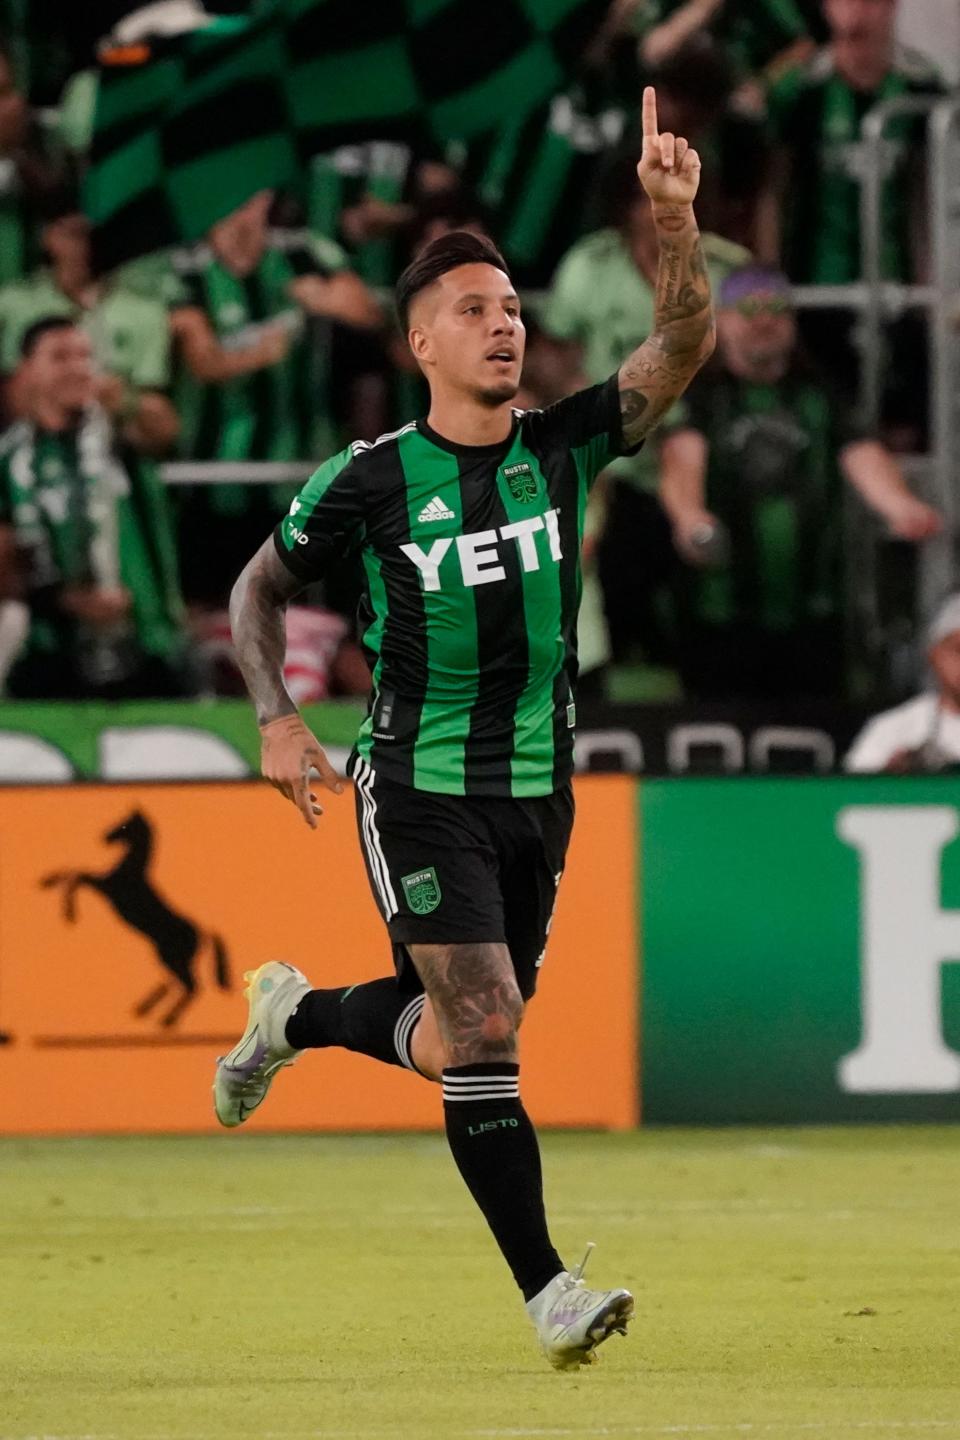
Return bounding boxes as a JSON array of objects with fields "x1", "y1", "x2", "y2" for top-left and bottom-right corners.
[
  {"x1": 442, "y1": 1063, "x2": 564, "y2": 1302},
  {"x1": 284, "y1": 978, "x2": 426, "y2": 1072}
]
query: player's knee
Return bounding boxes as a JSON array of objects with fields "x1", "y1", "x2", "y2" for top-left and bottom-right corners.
[
  {"x1": 449, "y1": 951, "x2": 523, "y2": 1064},
  {"x1": 416, "y1": 942, "x2": 523, "y2": 1065}
]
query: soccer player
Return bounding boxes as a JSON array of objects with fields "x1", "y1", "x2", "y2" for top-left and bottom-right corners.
[{"x1": 216, "y1": 90, "x2": 713, "y2": 1370}]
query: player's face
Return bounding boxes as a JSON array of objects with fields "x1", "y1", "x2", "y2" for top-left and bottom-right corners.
[
  {"x1": 409, "y1": 263, "x2": 525, "y2": 407},
  {"x1": 718, "y1": 296, "x2": 796, "y2": 381},
  {"x1": 824, "y1": 0, "x2": 896, "y2": 48},
  {"x1": 931, "y1": 633, "x2": 960, "y2": 707},
  {"x1": 27, "y1": 327, "x2": 95, "y2": 411}
]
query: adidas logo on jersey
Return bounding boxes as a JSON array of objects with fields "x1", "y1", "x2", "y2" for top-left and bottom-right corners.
[{"x1": 417, "y1": 496, "x2": 455, "y2": 523}]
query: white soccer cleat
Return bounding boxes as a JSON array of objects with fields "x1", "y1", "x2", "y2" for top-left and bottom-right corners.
[
  {"x1": 213, "y1": 961, "x2": 311, "y2": 1128},
  {"x1": 526, "y1": 1243, "x2": 634, "y2": 1371}
]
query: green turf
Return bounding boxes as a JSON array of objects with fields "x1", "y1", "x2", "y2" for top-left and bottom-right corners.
[{"x1": 3, "y1": 1128, "x2": 960, "y2": 1439}]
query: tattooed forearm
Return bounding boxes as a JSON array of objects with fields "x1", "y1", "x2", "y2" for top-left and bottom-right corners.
[
  {"x1": 229, "y1": 538, "x2": 305, "y2": 727},
  {"x1": 618, "y1": 202, "x2": 715, "y2": 447},
  {"x1": 409, "y1": 942, "x2": 524, "y2": 1066}
]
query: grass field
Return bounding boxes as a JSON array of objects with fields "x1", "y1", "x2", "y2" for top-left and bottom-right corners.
[{"x1": 3, "y1": 1127, "x2": 960, "y2": 1439}]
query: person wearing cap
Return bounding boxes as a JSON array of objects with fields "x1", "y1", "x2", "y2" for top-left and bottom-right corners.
[
  {"x1": 659, "y1": 264, "x2": 941, "y2": 699},
  {"x1": 845, "y1": 598, "x2": 960, "y2": 773}
]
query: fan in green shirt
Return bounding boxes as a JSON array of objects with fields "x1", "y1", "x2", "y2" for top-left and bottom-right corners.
[
  {"x1": 659, "y1": 266, "x2": 943, "y2": 700},
  {"x1": 635, "y1": 0, "x2": 825, "y2": 77},
  {"x1": 0, "y1": 190, "x2": 173, "y2": 389},
  {"x1": 168, "y1": 189, "x2": 386, "y2": 606},
  {"x1": 764, "y1": 32, "x2": 944, "y2": 286},
  {"x1": 0, "y1": 317, "x2": 191, "y2": 700}
]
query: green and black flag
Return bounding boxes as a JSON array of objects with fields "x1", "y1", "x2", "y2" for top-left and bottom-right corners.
[{"x1": 86, "y1": 0, "x2": 608, "y2": 272}]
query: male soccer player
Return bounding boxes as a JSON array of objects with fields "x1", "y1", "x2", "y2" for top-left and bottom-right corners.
[{"x1": 216, "y1": 90, "x2": 713, "y2": 1370}]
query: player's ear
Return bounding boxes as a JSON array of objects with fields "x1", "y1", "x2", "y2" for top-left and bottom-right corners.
[{"x1": 409, "y1": 325, "x2": 434, "y2": 368}]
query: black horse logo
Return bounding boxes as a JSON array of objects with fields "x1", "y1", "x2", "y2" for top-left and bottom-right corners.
[{"x1": 41, "y1": 810, "x2": 230, "y2": 1027}]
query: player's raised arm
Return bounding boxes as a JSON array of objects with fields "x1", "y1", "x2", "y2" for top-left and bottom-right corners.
[
  {"x1": 230, "y1": 539, "x2": 343, "y2": 829},
  {"x1": 618, "y1": 87, "x2": 715, "y2": 449}
]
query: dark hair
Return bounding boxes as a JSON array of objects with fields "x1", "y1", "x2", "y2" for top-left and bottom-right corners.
[
  {"x1": 20, "y1": 315, "x2": 77, "y2": 359},
  {"x1": 395, "y1": 229, "x2": 511, "y2": 331}
]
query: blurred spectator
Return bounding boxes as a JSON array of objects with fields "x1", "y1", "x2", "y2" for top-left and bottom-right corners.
[
  {"x1": 659, "y1": 266, "x2": 942, "y2": 700},
  {"x1": 450, "y1": 5, "x2": 643, "y2": 290},
  {"x1": 760, "y1": 0, "x2": 944, "y2": 286},
  {"x1": 310, "y1": 142, "x2": 458, "y2": 291},
  {"x1": 169, "y1": 189, "x2": 384, "y2": 607},
  {"x1": 0, "y1": 40, "x2": 68, "y2": 288},
  {"x1": 846, "y1": 596, "x2": 960, "y2": 772},
  {"x1": 543, "y1": 150, "x2": 749, "y2": 662},
  {"x1": 758, "y1": 0, "x2": 945, "y2": 440},
  {"x1": 636, "y1": 0, "x2": 825, "y2": 78},
  {"x1": 0, "y1": 183, "x2": 173, "y2": 415},
  {"x1": 0, "y1": 317, "x2": 193, "y2": 700}
]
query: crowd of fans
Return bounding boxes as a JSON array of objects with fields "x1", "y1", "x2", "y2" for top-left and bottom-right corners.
[{"x1": 0, "y1": 0, "x2": 954, "y2": 720}]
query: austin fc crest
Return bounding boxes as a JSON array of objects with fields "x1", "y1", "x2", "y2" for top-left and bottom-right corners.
[
  {"x1": 502, "y1": 462, "x2": 539, "y2": 504},
  {"x1": 401, "y1": 867, "x2": 442, "y2": 916}
]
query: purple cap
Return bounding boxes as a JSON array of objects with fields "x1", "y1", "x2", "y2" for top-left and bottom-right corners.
[{"x1": 719, "y1": 266, "x2": 793, "y2": 309}]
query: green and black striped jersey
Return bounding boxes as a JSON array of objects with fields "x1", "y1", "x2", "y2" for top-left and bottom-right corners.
[{"x1": 275, "y1": 376, "x2": 640, "y2": 798}]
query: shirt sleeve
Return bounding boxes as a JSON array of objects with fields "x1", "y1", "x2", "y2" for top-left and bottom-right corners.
[
  {"x1": 126, "y1": 298, "x2": 172, "y2": 390},
  {"x1": 273, "y1": 445, "x2": 365, "y2": 584},
  {"x1": 523, "y1": 374, "x2": 644, "y2": 491},
  {"x1": 843, "y1": 707, "x2": 921, "y2": 773},
  {"x1": 542, "y1": 247, "x2": 589, "y2": 342}
]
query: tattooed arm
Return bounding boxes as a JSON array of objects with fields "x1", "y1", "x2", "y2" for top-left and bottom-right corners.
[
  {"x1": 618, "y1": 88, "x2": 716, "y2": 450},
  {"x1": 230, "y1": 539, "x2": 343, "y2": 829}
]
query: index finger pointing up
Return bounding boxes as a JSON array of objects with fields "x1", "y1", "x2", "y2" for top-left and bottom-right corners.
[{"x1": 642, "y1": 86, "x2": 659, "y2": 142}]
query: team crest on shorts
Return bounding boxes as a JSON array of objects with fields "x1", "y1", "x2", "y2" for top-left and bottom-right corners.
[
  {"x1": 502, "y1": 462, "x2": 539, "y2": 504},
  {"x1": 401, "y1": 867, "x2": 442, "y2": 915}
]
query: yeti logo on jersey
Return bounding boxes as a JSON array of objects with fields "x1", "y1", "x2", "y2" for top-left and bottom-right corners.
[
  {"x1": 401, "y1": 867, "x2": 441, "y2": 915},
  {"x1": 399, "y1": 509, "x2": 563, "y2": 591},
  {"x1": 502, "y1": 462, "x2": 539, "y2": 504}
]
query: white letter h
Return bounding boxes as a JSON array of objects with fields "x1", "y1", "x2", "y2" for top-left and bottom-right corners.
[{"x1": 838, "y1": 805, "x2": 960, "y2": 1093}]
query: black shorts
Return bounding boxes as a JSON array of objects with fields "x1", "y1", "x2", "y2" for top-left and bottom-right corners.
[{"x1": 350, "y1": 758, "x2": 574, "y2": 1001}]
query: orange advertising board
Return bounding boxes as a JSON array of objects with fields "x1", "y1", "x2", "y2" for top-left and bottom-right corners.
[{"x1": 0, "y1": 776, "x2": 638, "y2": 1134}]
